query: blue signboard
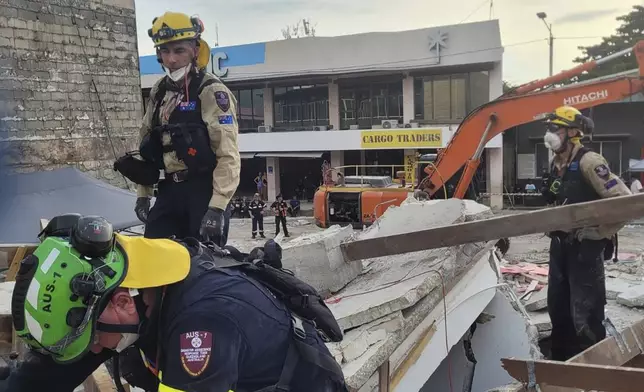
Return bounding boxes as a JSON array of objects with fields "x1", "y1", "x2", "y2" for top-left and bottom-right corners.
[{"x1": 139, "y1": 42, "x2": 266, "y2": 77}]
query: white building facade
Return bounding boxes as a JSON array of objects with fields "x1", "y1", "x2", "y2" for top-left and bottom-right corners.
[{"x1": 140, "y1": 20, "x2": 505, "y2": 208}]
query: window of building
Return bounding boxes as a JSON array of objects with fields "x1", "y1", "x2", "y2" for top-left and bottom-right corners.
[
  {"x1": 231, "y1": 88, "x2": 264, "y2": 133},
  {"x1": 273, "y1": 84, "x2": 329, "y2": 131},
  {"x1": 339, "y1": 81, "x2": 403, "y2": 130},
  {"x1": 414, "y1": 71, "x2": 489, "y2": 123}
]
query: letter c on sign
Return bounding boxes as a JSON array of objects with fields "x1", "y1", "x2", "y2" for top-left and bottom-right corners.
[{"x1": 212, "y1": 52, "x2": 229, "y2": 78}]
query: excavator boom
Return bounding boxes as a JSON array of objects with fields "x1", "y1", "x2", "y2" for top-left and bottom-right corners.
[{"x1": 422, "y1": 40, "x2": 644, "y2": 196}]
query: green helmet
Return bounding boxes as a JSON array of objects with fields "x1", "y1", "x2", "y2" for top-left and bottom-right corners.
[{"x1": 12, "y1": 216, "x2": 128, "y2": 364}]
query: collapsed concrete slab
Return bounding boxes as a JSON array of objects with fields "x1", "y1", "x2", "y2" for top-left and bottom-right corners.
[
  {"x1": 617, "y1": 285, "x2": 644, "y2": 308},
  {"x1": 280, "y1": 224, "x2": 361, "y2": 297},
  {"x1": 340, "y1": 246, "x2": 500, "y2": 392}
]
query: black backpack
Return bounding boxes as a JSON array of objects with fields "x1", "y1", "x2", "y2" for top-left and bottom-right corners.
[
  {"x1": 180, "y1": 237, "x2": 344, "y2": 343},
  {"x1": 177, "y1": 238, "x2": 347, "y2": 392}
]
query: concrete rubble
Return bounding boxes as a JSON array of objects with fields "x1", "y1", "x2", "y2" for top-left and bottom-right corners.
[{"x1": 281, "y1": 197, "x2": 533, "y2": 391}]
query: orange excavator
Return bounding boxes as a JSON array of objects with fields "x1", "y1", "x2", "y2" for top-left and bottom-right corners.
[
  {"x1": 314, "y1": 40, "x2": 644, "y2": 232},
  {"x1": 421, "y1": 40, "x2": 644, "y2": 198}
]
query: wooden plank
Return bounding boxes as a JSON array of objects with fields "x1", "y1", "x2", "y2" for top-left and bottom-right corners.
[
  {"x1": 378, "y1": 359, "x2": 390, "y2": 392},
  {"x1": 390, "y1": 322, "x2": 437, "y2": 390},
  {"x1": 539, "y1": 318, "x2": 644, "y2": 392},
  {"x1": 502, "y1": 358, "x2": 644, "y2": 392},
  {"x1": 6, "y1": 247, "x2": 27, "y2": 282},
  {"x1": 82, "y1": 363, "x2": 125, "y2": 392},
  {"x1": 341, "y1": 193, "x2": 644, "y2": 262}
]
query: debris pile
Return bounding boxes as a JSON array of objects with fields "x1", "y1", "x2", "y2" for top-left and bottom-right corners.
[
  {"x1": 498, "y1": 228, "x2": 644, "y2": 341},
  {"x1": 283, "y1": 197, "x2": 523, "y2": 391}
]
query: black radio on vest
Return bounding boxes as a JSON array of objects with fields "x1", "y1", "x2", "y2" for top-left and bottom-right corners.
[{"x1": 140, "y1": 70, "x2": 218, "y2": 175}]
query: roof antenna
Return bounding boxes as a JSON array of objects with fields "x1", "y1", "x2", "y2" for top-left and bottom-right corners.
[
  {"x1": 215, "y1": 23, "x2": 219, "y2": 47},
  {"x1": 489, "y1": 0, "x2": 494, "y2": 19}
]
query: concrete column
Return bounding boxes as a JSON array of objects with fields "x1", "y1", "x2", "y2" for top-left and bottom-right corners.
[
  {"x1": 330, "y1": 150, "x2": 344, "y2": 181},
  {"x1": 328, "y1": 81, "x2": 340, "y2": 130},
  {"x1": 489, "y1": 61, "x2": 503, "y2": 100},
  {"x1": 263, "y1": 87, "x2": 274, "y2": 128},
  {"x1": 267, "y1": 157, "x2": 281, "y2": 202},
  {"x1": 402, "y1": 75, "x2": 415, "y2": 124},
  {"x1": 487, "y1": 61, "x2": 504, "y2": 209},
  {"x1": 486, "y1": 148, "x2": 504, "y2": 210}
]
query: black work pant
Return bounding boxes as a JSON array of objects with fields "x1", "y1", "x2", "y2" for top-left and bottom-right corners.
[
  {"x1": 144, "y1": 174, "x2": 229, "y2": 245},
  {"x1": 252, "y1": 215, "x2": 264, "y2": 236},
  {"x1": 548, "y1": 236, "x2": 608, "y2": 361},
  {"x1": 275, "y1": 215, "x2": 289, "y2": 236}
]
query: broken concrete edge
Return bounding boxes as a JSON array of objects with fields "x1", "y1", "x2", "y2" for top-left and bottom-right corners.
[
  {"x1": 346, "y1": 249, "x2": 500, "y2": 392},
  {"x1": 338, "y1": 248, "x2": 499, "y2": 391},
  {"x1": 333, "y1": 242, "x2": 488, "y2": 332}
]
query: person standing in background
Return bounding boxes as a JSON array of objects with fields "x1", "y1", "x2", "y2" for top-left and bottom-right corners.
[
  {"x1": 271, "y1": 194, "x2": 289, "y2": 237},
  {"x1": 249, "y1": 193, "x2": 266, "y2": 239},
  {"x1": 630, "y1": 174, "x2": 642, "y2": 193}
]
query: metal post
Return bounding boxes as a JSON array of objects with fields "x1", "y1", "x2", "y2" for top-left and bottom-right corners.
[
  {"x1": 378, "y1": 360, "x2": 390, "y2": 392},
  {"x1": 548, "y1": 28, "x2": 554, "y2": 76}
]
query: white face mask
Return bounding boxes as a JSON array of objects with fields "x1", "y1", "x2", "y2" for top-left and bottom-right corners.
[
  {"x1": 165, "y1": 64, "x2": 191, "y2": 82},
  {"x1": 115, "y1": 333, "x2": 140, "y2": 352},
  {"x1": 544, "y1": 132, "x2": 563, "y2": 152}
]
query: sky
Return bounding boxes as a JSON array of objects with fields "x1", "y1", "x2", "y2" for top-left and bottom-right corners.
[{"x1": 133, "y1": 0, "x2": 637, "y2": 85}]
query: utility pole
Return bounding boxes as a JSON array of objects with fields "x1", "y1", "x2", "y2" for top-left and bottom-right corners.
[{"x1": 537, "y1": 12, "x2": 553, "y2": 76}]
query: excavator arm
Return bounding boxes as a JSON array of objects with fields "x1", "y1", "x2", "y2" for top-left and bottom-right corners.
[{"x1": 422, "y1": 40, "x2": 644, "y2": 198}]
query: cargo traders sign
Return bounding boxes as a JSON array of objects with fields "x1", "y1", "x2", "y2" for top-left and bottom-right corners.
[{"x1": 360, "y1": 129, "x2": 442, "y2": 149}]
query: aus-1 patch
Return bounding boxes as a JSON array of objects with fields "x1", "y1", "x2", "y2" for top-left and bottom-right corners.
[
  {"x1": 568, "y1": 161, "x2": 579, "y2": 171},
  {"x1": 594, "y1": 164, "x2": 610, "y2": 180},
  {"x1": 214, "y1": 91, "x2": 230, "y2": 112},
  {"x1": 218, "y1": 114, "x2": 234, "y2": 125},
  {"x1": 179, "y1": 331, "x2": 213, "y2": 377}
]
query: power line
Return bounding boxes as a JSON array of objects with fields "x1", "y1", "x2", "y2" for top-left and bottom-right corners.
[
  {"x1": 555, "y1": 36, "x2": 604, "y2": 40},
  {"x1": 459, "y1": 0, "x2": 490, "y2": 24}
]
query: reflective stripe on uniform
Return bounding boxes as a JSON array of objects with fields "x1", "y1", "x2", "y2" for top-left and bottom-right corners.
[{"x1": 158, "y1": 382, "x2": 185, "y2": 392}]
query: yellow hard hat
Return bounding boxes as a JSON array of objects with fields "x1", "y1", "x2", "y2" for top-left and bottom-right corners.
[
  {"x1": 148, "y1": 12, "x2": 211, "y2": 70},
  {"x1": 544, "y1": 105, "x2": 594, "y2": 135}
]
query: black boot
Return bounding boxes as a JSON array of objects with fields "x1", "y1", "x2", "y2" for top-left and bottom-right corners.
[{"x1": 260, "y1": 232, "x2": 265, "y2": 238}]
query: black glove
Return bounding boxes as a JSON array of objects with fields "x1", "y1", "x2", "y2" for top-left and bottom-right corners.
[
  {"x1": 200, "y1": 207, "x2": 225, "y2": 246},
  {"x1": 134, "y1": 197, "x2": 150, "y2": 223}
]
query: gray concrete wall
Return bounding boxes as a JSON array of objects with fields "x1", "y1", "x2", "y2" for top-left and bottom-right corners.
[{"x1": 0, "y1": 0, "x2": 142, "y2": 187}]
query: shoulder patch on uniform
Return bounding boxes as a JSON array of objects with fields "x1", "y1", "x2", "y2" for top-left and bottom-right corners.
[
  {"x1": 214, "y1": 91, "x2": 230, "y2": 112},
  {"x1": 179, "y1": 331, "x2": 213, "y2": 377},
  {"x1": 594, "y1": 164, "x2": 610, "y2": 180}
]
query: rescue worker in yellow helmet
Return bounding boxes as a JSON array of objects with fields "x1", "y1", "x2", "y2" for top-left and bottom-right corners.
[
  {"x1": 540, "y1": 105, "x2": 631, "y2": 361},
  {"x1": 132, "y1": 12, "x2": 240, "y2": 245}
]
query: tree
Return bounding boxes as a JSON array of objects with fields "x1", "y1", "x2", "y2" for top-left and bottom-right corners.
[
  {"x1": 281, "y1": 18, "x2": 316, "y2": 39},
  {"x1": 569, "y1": 5, "x2": 644, "y2": 83}
]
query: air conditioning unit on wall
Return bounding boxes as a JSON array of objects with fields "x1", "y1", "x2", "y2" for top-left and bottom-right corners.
[
  {"x1": 258, "y1": 125, "x2": 273, "y2": 133},
  {"x1": 404, "y1": 123, "x2": 421, "y2": 128},
  {"x1": 381, "y1": 120, "x2": 399, "y2": 129}
]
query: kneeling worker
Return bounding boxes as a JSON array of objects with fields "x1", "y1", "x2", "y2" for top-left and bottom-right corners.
[
  {"x1": 122, "y1": 12, "x2": 240, "y2": 246},
  {"x1": 541, "y1": 106, "x2": 631, "y2": 361},
  {"x1": 3, "y1": 215, "x2": 347, "y2": 392}
]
